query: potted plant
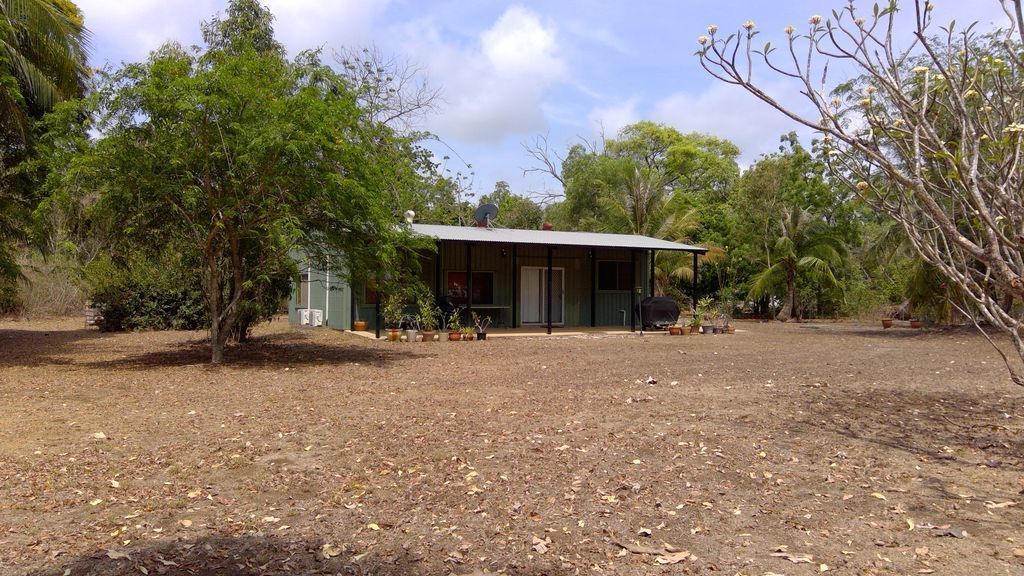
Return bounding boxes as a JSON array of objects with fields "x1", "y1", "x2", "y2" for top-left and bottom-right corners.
[
  {"x1": 461, "y1": 326, "x2": 475, "y2": 341},
  {"x1": 669, "y1": 324, "x2": 684, "y2": 336},
  {"x1": 382, "y1": 292, "x2": 406, "y2": 342},
  {"x1": 698, "y1": 297, "x2": 716, "y2": 334},
  {"x1": 473, "y1": 312, "x2": 492, "y2": 340},
  {"x1": 881, "y1": 317, "x2": 894, "y2": 329},
  {"x1": 719, "y1": 304, "x2": 734, "y2": 334},
  {"x1": 404, "y1": 315, "x2": 420, "y2": 342},
  {"x1": 446, "y1": 310, "x2": 462, "y2": 341},
  {"x1": 416, "y1": 289, "x2": 440, "y2": 342},
  {"x1": 909, "y1": 318, "x2": 923, "y2": 329},
  {"x1": 688, "y1": 313, "x2": 702, "y2": 334}
]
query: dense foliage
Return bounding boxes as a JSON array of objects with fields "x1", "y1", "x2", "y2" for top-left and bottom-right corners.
[{"x1": 33, "y1": 0, "x2": 434, "y2": 362}]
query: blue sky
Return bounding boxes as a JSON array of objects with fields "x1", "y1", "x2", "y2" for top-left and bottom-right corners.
[{"x1": 76, "y1": 0, "x2": 1010, "y2": 202}]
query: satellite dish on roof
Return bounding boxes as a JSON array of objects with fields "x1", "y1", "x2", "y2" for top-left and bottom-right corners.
[{"x1": 473, "y1": 203, "x2": 499, "y2": 227}]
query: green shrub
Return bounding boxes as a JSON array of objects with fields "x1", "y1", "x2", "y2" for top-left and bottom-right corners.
[{"x1": 85, "y1": 257, "x2": 207, "y2": 332}]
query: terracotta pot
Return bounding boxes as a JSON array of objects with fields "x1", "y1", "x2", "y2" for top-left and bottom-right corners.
[
  {"x1": 725, "y1": 325, "x2": 735, "y2": 335},
  {"x1": 463, "y1": 333, "x2": 476, "y2": 341},
  {"x1": 669, "y1": 326, "x2": 683, "y2": 336},
  {"x1": 387, "y1": 328, "x2": 401, "y2": 342},
  {"x1": 420, "y1": 330, "x2": 437, "y2": 342},
  {"x1": 909, "y1": 319, "x2": 923, "y2": 329},
  {"x1": 689, "y1": 325, "x2": 700, "y2": 334},
  {"x1": 353, "y1": 320, "x2": 368, "y2": 332},
  {"x1": 881, "y1": 319, "x2": 893, "y2": 329},
  {"x1": 448, "y1": 332, "x2": 461, "y2": 341}
]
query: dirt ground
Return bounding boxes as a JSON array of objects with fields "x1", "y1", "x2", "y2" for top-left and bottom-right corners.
[{"x1": 1, "y1": 318, "x2": 1022, "y2": 576}]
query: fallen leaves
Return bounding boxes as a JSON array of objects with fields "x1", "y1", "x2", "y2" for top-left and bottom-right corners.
[
  {"x1": 105, "y1": 549, "x2": 130, "y2": 560},
  {"x1": 770, "y1": 548, "x2": 814, "y2": 564},
  {"x1": 611, "y1": 539, "x2": 693, "y2": 564},
  {"x1": 654, "y1": 550, "x2": 692, "y2": 565},
  {"x1": 321, "y1": 543, "x2": 342, "y2": 559},
  {"x1": 532, "y1": 536, "x2": 551, "y2": 554}
]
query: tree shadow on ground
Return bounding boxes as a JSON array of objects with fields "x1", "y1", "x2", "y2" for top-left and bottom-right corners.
[
  {"x1": 79, "y1": 331, "x2": 418, "y2": 371},
  {"x1": 26, "y1": 534, "x2": 556, "y2": 576},
  {"x1": 794, "y1": 384, "x2": 1024, "y2": 477},
  {"x1": 0, "y1": 326, "x2": 112, "y2": 368}
]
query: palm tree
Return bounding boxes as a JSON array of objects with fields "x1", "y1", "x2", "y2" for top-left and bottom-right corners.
[
  {"x1": 598, "y1": 163, "x2": 724, "y2": 299},
  {"x1": 1, "y1": 0, "x2": 89, "y2": 138},
  {"x1": 749, "y1": 207, "x2": 846, "y2": 322},
  {"x1": 0, "y1": 0, "x2": 88, "y2": 282}
]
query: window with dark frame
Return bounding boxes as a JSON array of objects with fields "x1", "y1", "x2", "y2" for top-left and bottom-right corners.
[
  {"x1": 297, "y1": 272, "x2": 310, "y2": 307},
  {"x1": 446, "y1": 271, "x2": 495, "y2": 305},
  {"x1": 597, "y1": 261, "x2": 632, "y2": 291}
]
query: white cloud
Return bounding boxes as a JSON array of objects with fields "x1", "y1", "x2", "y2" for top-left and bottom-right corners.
[
  {"x1": 652, "y1": 81, "x2": 815, "y2": 165},
  {"x1": 399, "y1": 6, "x2": 568, "y2": 144},
  {"x1": 565, "y1": 21, "x2": 629, "y2": 54},
  {"x1": 587, "y1": 97, "x2": 639, "y2": 138},
  {"x1": 77, "y1": 0, "x2": 218, "y2": 64},
  {"x1": 77, "y1": 0, "x2": 389, "y2": 67},
  {"x1": 263, "y1": 0, "x2": 390, "y2": 54}
]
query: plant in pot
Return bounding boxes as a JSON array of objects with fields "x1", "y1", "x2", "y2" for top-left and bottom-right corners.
[
  {"x1": 473, "y1": 312, "x2": 492, "y2": 340},
  {"x1": 403, "y1": 314, "x2": 420, "y2": 342},
  {"x1": 382, "y1": 292, "x2": 406, "y2": 342},
  {"x1": 352, "y1": 308, "x2": 368, "y2": 332},
  {"x1": 909, "y1": 318, "x2": 923, "y2": 329},
  {"x1": 416, "y1": 289, "x2": 440, "y2": 342},
  {"x1": 669, "y1": 323, "x2": 684, "y2": 336},
  {"x1": 461, "y1": 326, "x2": 475, "y2": 341},
  {"x1": 688, "y1": 312, "x2": 703, "y2": 334},
  {"x1": 697, "y1": 296, "x2": 716, "y2": 334},
  {"x1": 720, "y1": 305, "x2": 735, "y2": 334},
  {"x1": 881, "y1": 315, "x2": 894, "y2": 329},
  {"x1": 446, "y1": 310, "x2": 462, "y2": 341}
]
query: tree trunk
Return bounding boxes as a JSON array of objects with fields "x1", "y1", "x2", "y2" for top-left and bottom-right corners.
[
  {"x1": 211, "y1": 321, "x2": 225, "y2": 364},
  {"x1": 776, "y1": 268, "x2": 798, "y2": 322}
]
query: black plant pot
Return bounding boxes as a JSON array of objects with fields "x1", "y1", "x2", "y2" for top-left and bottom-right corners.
[{"x1": 476, "y1": 332, "x2": 487, "y2": 340}]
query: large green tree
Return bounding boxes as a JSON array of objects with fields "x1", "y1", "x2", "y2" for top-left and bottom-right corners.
[
  {"x1": 38, "y1": 0, "x2": 423, "y2": 362},
  {"x1": 530, "y1": 122, "x2": 738, "y2": 300},
  {"x1": 479, "y1": 181, "x2": 543, "y2": 230}
]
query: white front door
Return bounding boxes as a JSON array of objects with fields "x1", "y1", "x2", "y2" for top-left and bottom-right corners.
[{"x1": 520, "y1": 267, "x2": 564, "y2": 325}]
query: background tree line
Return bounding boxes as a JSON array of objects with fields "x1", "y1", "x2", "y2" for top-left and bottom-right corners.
[{"x1": 1, "y1": 0, "x2": 1017, "y2": 373}]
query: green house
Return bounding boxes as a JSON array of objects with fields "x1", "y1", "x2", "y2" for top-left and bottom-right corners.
[{"x1": 289, "y1": 223, "x2": 706, "y2": 334}]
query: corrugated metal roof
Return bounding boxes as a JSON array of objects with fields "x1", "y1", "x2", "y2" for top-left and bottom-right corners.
[{"x1": 409, "y1": 223, "x2": 707, "y2": 253}]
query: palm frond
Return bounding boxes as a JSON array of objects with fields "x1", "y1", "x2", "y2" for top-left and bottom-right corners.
[{"x1": 748, "y1": 262, "x2": 785, "y2": 299}]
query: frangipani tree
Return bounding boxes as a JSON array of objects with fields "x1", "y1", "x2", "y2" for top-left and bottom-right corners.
[{"x1": 698, "y1": 1, "x2": 1024, "y2": 385}]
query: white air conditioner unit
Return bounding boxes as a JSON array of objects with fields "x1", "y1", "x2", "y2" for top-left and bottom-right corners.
[
  {"x1": 310, "y1": 309, "x2": 323, "y2": 327},
  {"x1": 298, "y1": 308, "x2": 310, "y2": 326}
]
